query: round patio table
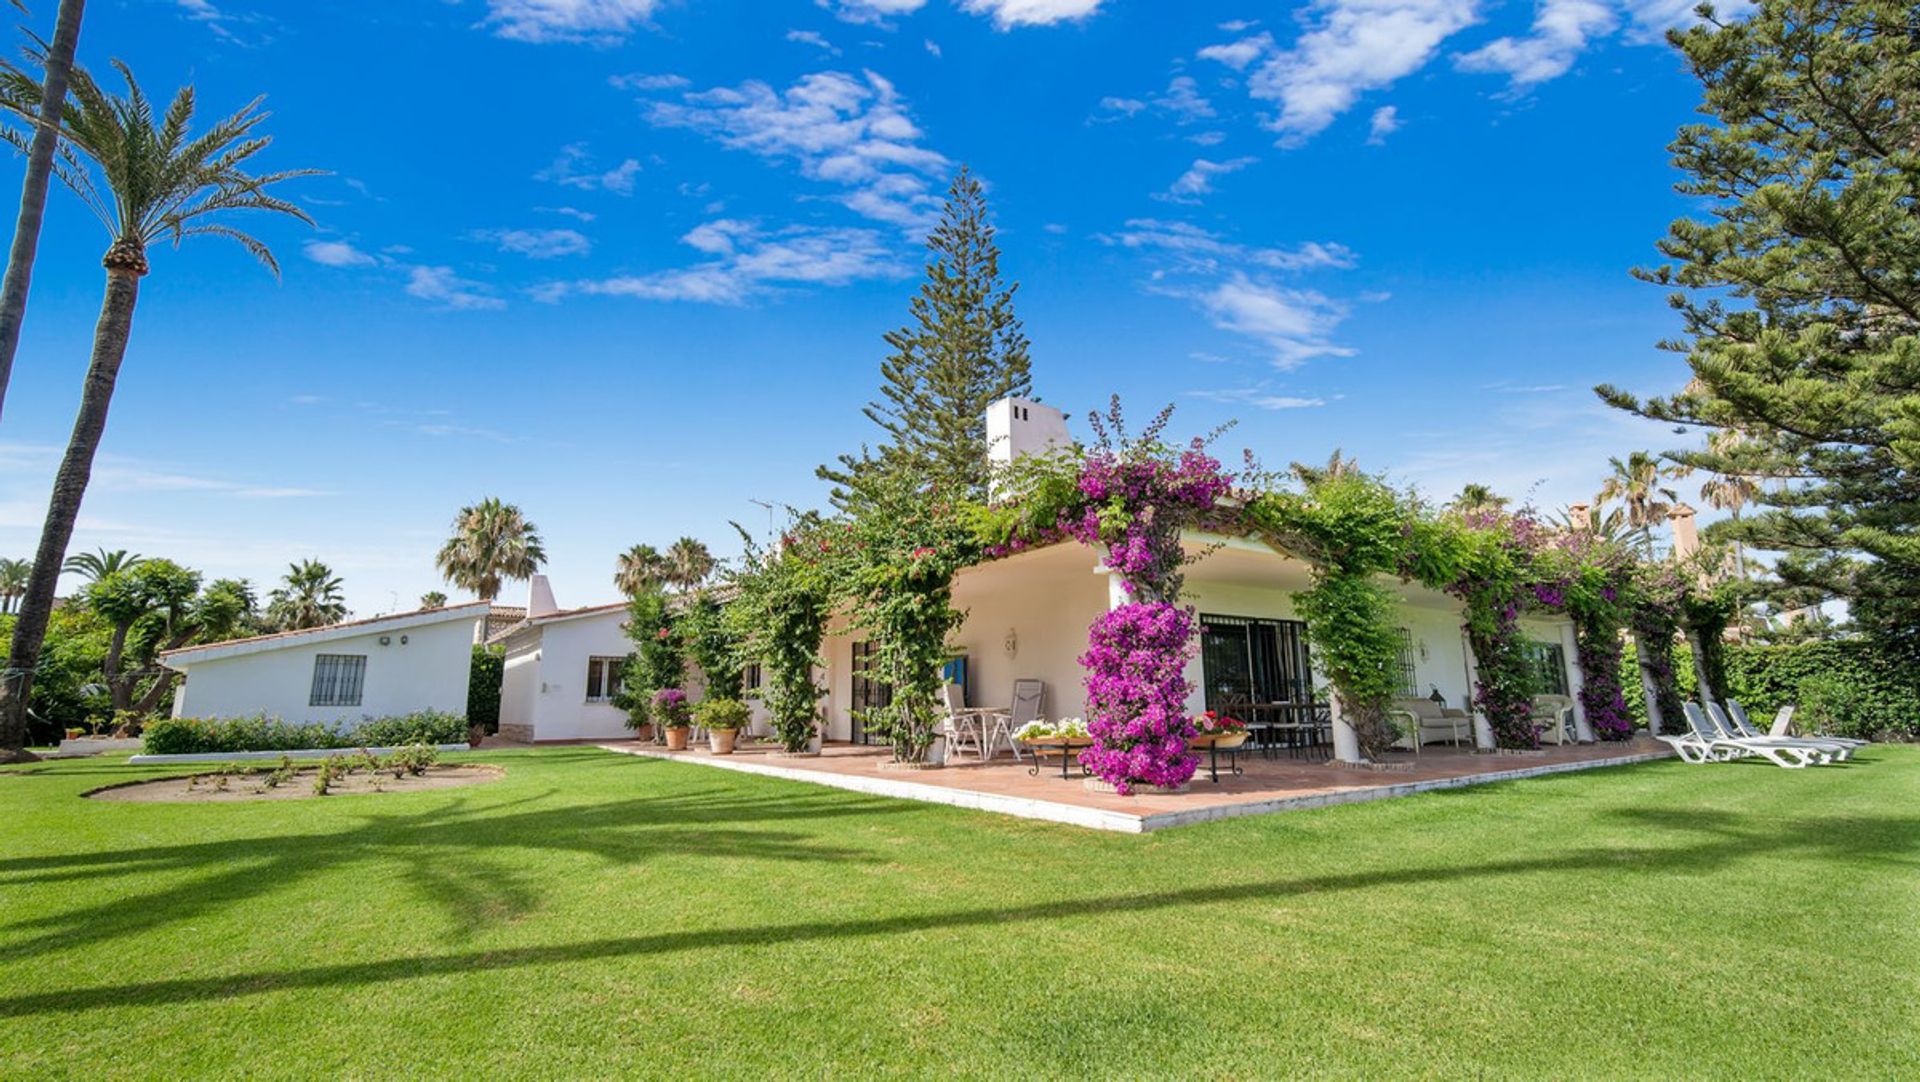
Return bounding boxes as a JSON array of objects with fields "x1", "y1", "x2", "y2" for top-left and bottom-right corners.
[{"x1": 1022, "y1": 737, "x2": 1093, "y2": 779}]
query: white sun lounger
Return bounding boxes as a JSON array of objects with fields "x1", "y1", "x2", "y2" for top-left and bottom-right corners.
[
  {"x1": 1708, "y1": 702, "x2": 1851, "y2": 762},
  {"x1": 1730, "y1": 700, "x2": 1867, "y2": 750},
  {"x1": 1683, "y1": 702, "x2": 1829, "y2": 769}
]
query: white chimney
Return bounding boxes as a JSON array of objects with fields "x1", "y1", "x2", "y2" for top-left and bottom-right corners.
[
  {"x1": 527, "y1": 574, "x2": 559, "y2": 618},
  {"x1": 1669, "y1": 504, "x2": 1700, "y2": 562},
  {"x1": 986, "y1": 396, "x2": 1070, "y2": 470}
]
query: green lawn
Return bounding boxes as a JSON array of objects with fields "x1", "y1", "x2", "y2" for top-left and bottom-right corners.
[{"x1": 2, "y1": 746, "x2": 1916, "y2": 1079}]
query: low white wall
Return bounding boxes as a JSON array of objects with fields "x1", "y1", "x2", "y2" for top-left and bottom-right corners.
[{"x1": 171, "y1": 617, "x2": 477, "y2": 724}]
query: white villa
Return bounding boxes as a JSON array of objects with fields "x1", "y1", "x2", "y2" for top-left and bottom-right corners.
[{"x1": 158, "y1": 397, "x2": 1594, "y2": 761}]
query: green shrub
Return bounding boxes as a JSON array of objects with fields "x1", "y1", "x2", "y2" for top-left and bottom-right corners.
[
  {"x1": 692, "y1": 697, "x2": 751, "y2": 731},
  {"x1": 1721, "y1": 639, "x2": 1920, "y2": 740},
  {"x1": 141, "y1": 710, "x2": 470, "y2": 755},
  {"x1": 467, "y1": 646, "x2": 504, "y2": 733}
]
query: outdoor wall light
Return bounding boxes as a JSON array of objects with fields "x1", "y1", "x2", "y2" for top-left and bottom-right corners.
[
  {"x1": 1418, "y1": 639, "x2": 1430, "y2": 661},
  {"x1": 399, "y1": 635, "x2": 409, "y2": 645},
  {"x1": 378, "y1": 635, "x2": 391, "y2": 646},
  {"x1": 1004, "y1": 627, "x2": 1019, "y2": 658}
]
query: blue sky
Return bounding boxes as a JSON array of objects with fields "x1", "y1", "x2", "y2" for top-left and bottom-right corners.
[{"x1": 0, "y1": 0, "x2": 1716, "y2": 615}]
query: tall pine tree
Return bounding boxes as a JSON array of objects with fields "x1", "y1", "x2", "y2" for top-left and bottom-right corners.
[
  {"x1": 1599, "y1": 0, "x2": 1920, "y2": 660},
  {"x1": 820, "y1": 167, "x2": 1032, "y2": 506}
]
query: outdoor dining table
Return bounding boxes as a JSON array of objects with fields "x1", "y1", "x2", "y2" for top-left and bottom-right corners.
[
  {"x1": 1024, "y1": 737, "x2": 1093, "y2": 779},
  {"x1": 949, "y1": 706, "x2": 1013, "y2": 761}
]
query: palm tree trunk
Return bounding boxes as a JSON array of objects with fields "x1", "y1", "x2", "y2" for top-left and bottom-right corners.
[
  {"x1": 0, "y1": 265, "x2": 141, "y2": 757},
  {"x1": 0, "y1": 0, "x2": 88, "y2": 422}
]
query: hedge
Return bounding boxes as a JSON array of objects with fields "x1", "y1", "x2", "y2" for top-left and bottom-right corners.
[
  {"x1": 1622, "y1": 637, "x2": 1917, "y2": 740},
  {"x1": 141, "y1": 710, "x2": 471, "y2": 755},
  {"x1": 468, "y1": 645, "x2": 504, "y2": 733}
]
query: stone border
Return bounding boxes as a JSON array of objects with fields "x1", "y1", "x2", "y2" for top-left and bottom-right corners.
[
  {"x1": 128, "y1": 743, "x2": 471, "y2": 765},
  {"x1": 600, "y1": 744, "x2": 1675, "y2": 834}
]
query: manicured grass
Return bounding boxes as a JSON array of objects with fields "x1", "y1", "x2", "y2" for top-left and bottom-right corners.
[{"x1": 2, "y1": 746, "x2": 1916, "y2": 1078}]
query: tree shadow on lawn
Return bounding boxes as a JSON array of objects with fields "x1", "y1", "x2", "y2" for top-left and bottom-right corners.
[
  {"x1": 0, "y1": 771, "x2": 912, "y2": 962},
  {"x1": 4, "y1": 805, "x2": 1915, "y2": 1019}
]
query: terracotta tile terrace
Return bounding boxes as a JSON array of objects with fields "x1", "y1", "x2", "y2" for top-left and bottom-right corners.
[{"x1": 598, "y1": 737, "x2": 1675, "y2": 833}]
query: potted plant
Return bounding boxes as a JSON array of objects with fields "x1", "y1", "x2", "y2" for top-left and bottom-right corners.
[
  {"x1": 653, "y1": 688, "x2": 693, "y2": 750},
  {"x1": 1189, "y1": 710, "x2": 1248, "y2": 749},
  {"x1": 694, "y1": 697, "x2": 751, "y2": 755}
]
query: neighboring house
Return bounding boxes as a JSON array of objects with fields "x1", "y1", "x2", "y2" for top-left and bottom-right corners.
[{"x1": 159, "y1": 602, "x2": 491, "y2": 723}]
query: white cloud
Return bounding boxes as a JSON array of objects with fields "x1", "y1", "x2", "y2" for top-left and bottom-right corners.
[
  {"x1": 405, "y1": 266, "x2": 505, "y2": 311},
  {"x1": 538, "y1": 205, "x2": 598, "y2": 222},
  {"x1": 786, "y1": 29, "x2": 841, "y2": 54},
  {"x1": 1158, "y1": 157, "x2": 1256, "y2": 204},
  {"x1": 1097, "y1": 219, "x2": 1356, "y2": 273},
  {"x1": 1185, "y1": 273, "x2": 1355, "y2": 367},
  {"x1": 1153, "y1": 75, "x2": 1216, "y2": 122},
  {"x1": 609, "y1": 72, "x2": 689, "y2": 90},
  {"x1": 535, "y1": 144, "x2": 642, "y2": 194},
  {"x1": 1247, "y1": 0, "x2": 1481, "y2": 146},
  {"x1": 1188, "y1": 388, "x2": 1328, "y2": 410},
  {"x1": 822, "y1": 0, "x2": 926, "y2": 25},
  {"x1": 924, "y1": 38, "x2": 942, "y2": 57},
  {"x1": 303, "y1": 239, "x2": 376, "y2": 267},
  {"x1": 1197, "y1": 31, "x2": 1274, "y2": 71},
  {"x1": 553, "y1": 220, "x2": 907, "y2": 305},
  {"x1": 1098, "y1": 96, "x2": 1147, "y2": 117},
  {"x1": 642, "y1": 70, "x2": 950, "y2": 232},
  {"x1": 474, "y1": 227, "x2": 593, "y2": 259},
  {"x1": 958, "y1": 0, "x2": 1106, "y2": 29},
  {"x1": 482, "y1": 0, "x2": 663, "y2": 44},
  {"x1": 1366, "y1": 104, "x2": 1401, "y2": 144},
  {"x1": 1457, "y1": 0, "x2": 1615, "y2": 85}
]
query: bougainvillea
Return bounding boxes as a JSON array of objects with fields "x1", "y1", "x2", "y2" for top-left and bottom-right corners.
[
  {"x1": 1080, "y1": 602, "x2": 1198, "y2": 792},
  {"x1": 727, "y1": 516, "x2": 832, "y2": 753}
]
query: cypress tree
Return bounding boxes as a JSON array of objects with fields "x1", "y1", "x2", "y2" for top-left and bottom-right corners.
[
  {"x1": 1599, "y1": 0, "x2": 1920, "y2": 660},
  {"x1": 820, "y1": 166, "x2": 1033, "y2": 505}
]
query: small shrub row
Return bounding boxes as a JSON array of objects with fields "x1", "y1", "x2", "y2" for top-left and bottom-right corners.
[{"x1": 142, "y1": 711, "x2": 470, "y2": 755}]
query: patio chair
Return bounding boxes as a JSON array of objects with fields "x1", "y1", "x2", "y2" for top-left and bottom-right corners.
[
  {"x1": 941, "y1": 684, "x2": 985, "y2": 762},
  {"x1": 1730, "y1": 699, "x2": 1866, "y2": 750},
  {"x1": 1530, "y1": 694, "x2": 1576, "y2": 745},
  {"x1": 1390, "y1": 697, "x2": 1472, "y2": 750},
  {"x1": 983, "y1": 679, "x2": 1044, "y2": 762},
  {"x1": 1683, "y1": 702, "x2": 1827, "y2": 768}
]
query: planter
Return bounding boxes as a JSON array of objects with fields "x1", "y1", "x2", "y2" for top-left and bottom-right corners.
[
  {"x1": 467, "y1": 724, "x2": 488, "y2": 749},
  {"x1": 625, "y1": 723, "x2": 655, "y2": 743},
  {"x1": 1188, "y1": 732, "x2": 1248, "y2": 750},
  {"x1": 708, "y1": 728, "x2": 740, "y2": 755},
  {"x1": 664, "y1": 727, "x2": 691, "y2": 751}
]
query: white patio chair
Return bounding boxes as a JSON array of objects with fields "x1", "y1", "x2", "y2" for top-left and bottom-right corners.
[
  {"x1": 941, "y1": 684, "x2": 985, "y2": 762},
  {"x1": 1531, "y1": 694, "x2": 1576, "y2": 746},
  {"x1": 1683, "y1": 702, "x2": 1827, "y2": 768},
  {"x1": 984, "y1": 679, "x2": 1044, "y2": 762}
]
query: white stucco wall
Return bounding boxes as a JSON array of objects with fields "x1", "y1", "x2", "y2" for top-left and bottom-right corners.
[
  {"x1": 171, "y1": 615, "x2": 479, "y2": 724},
  {"x1": 508, "y1": 611, "x2": 636, "y2": 742},
  {"x1": 948, "y1": 547, "x2": 1111, "y2": 724}
]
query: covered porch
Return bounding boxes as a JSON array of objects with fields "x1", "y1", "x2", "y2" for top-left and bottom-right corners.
[{"x1": 602, "y1": 736, "x2": 1673, "y2": 832}]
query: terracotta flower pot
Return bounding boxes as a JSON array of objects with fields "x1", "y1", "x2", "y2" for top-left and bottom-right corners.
[
  {"x1": 708, "y1": 728, "x2": 740, "y2": 755},
  {"x1": 665, "y1": 726, "x2": 691, "y2": 751}
]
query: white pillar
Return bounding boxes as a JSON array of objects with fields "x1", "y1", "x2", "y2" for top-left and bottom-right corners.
[
  {"x1": 1326, "y1": 693, "x2": 1364, "y2": 764},
  {"x1": 1460, "y1": 625, "x2": 1496, "y2": 751},
  {"x1": 1561, "y1": 621, "x2": 1596, "y2": 743},
  {"x1": 1685, "y1": 629, "x2": 1716, "y2": 708},
  {"x1": 1631, "y1": 630, "x2": 1667, "y2": 736}
]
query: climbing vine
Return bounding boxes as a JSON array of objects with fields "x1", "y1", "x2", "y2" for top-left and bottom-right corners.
[{"x1": 728, "y1": 518, "x2": 832, "y2": 753}]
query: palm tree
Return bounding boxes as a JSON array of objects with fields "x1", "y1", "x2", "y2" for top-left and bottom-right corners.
[
  {"x1": 435, "y1": 498, "x2": 545, "y2": 601},
  {"x1": 419, "y1": 590, "x2": 447, "y2": 609},
  {"x1": 1448, "y1": 483, "x2": 1509, "y2": 516},
  {"x1": 665, "y1": 537, "x2": 715, "y2": 592},
  {"x1": 60, "y1": 546, "x2": 141, "y2": 583},
  {"x1": 1595, "y1": 451, "x2": 1688, "y2": 550},
  {"x1": 0, "y1": 61, "x2": 313, "y2": 757},
  {"x1": 1290, "y1": 448, "x2": 1360, "y2": 486},
  {"x1": 0, "y1": 557, "x2": 28, "y2": 613},
  {"x1": 614, "y1": 543, "x2": 668, "y2": 597},
  {"x1": 266, "y1": 559, "x2": 346, "y2": 631},
  {"x1": 0, "y1": 0, "x2": 87, "y2": 422}
]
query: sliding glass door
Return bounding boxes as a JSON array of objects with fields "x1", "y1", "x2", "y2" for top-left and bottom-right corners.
[{"x1": 1199, "y1": 614, "x2": 1314, "y2": 712}]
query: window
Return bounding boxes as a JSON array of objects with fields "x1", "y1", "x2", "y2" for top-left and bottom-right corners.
[
  {"x1": 585, "y1": 656, "x2": 625, "y2": 703},
  {"x1": 309, "y1": 654, "x2": 367, "y2": 707},
  {"x1": 743, "y1": 662, "x2": 763, "y2": 691},
  {"x1": 1395, "y1": 628, "x2": 1419, "y2": 698},
  {"x1": 1198, "y1": 615, "x2": 1314, "y2": 713},
  {"x1": 1521, "y1": 640, "x2": 1569, "y2": 696}
]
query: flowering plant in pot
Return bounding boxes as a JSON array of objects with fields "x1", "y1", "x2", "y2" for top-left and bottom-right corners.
[
  {"x1": 1190, "y1": 711, "x2": 1248, "y2": 748},
  {"x1": 693, "y1": 697, "x2": 751, "y2": 755},
  {"x1": 653, "y1": 688, "x2": 692, "y2": 750}
]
